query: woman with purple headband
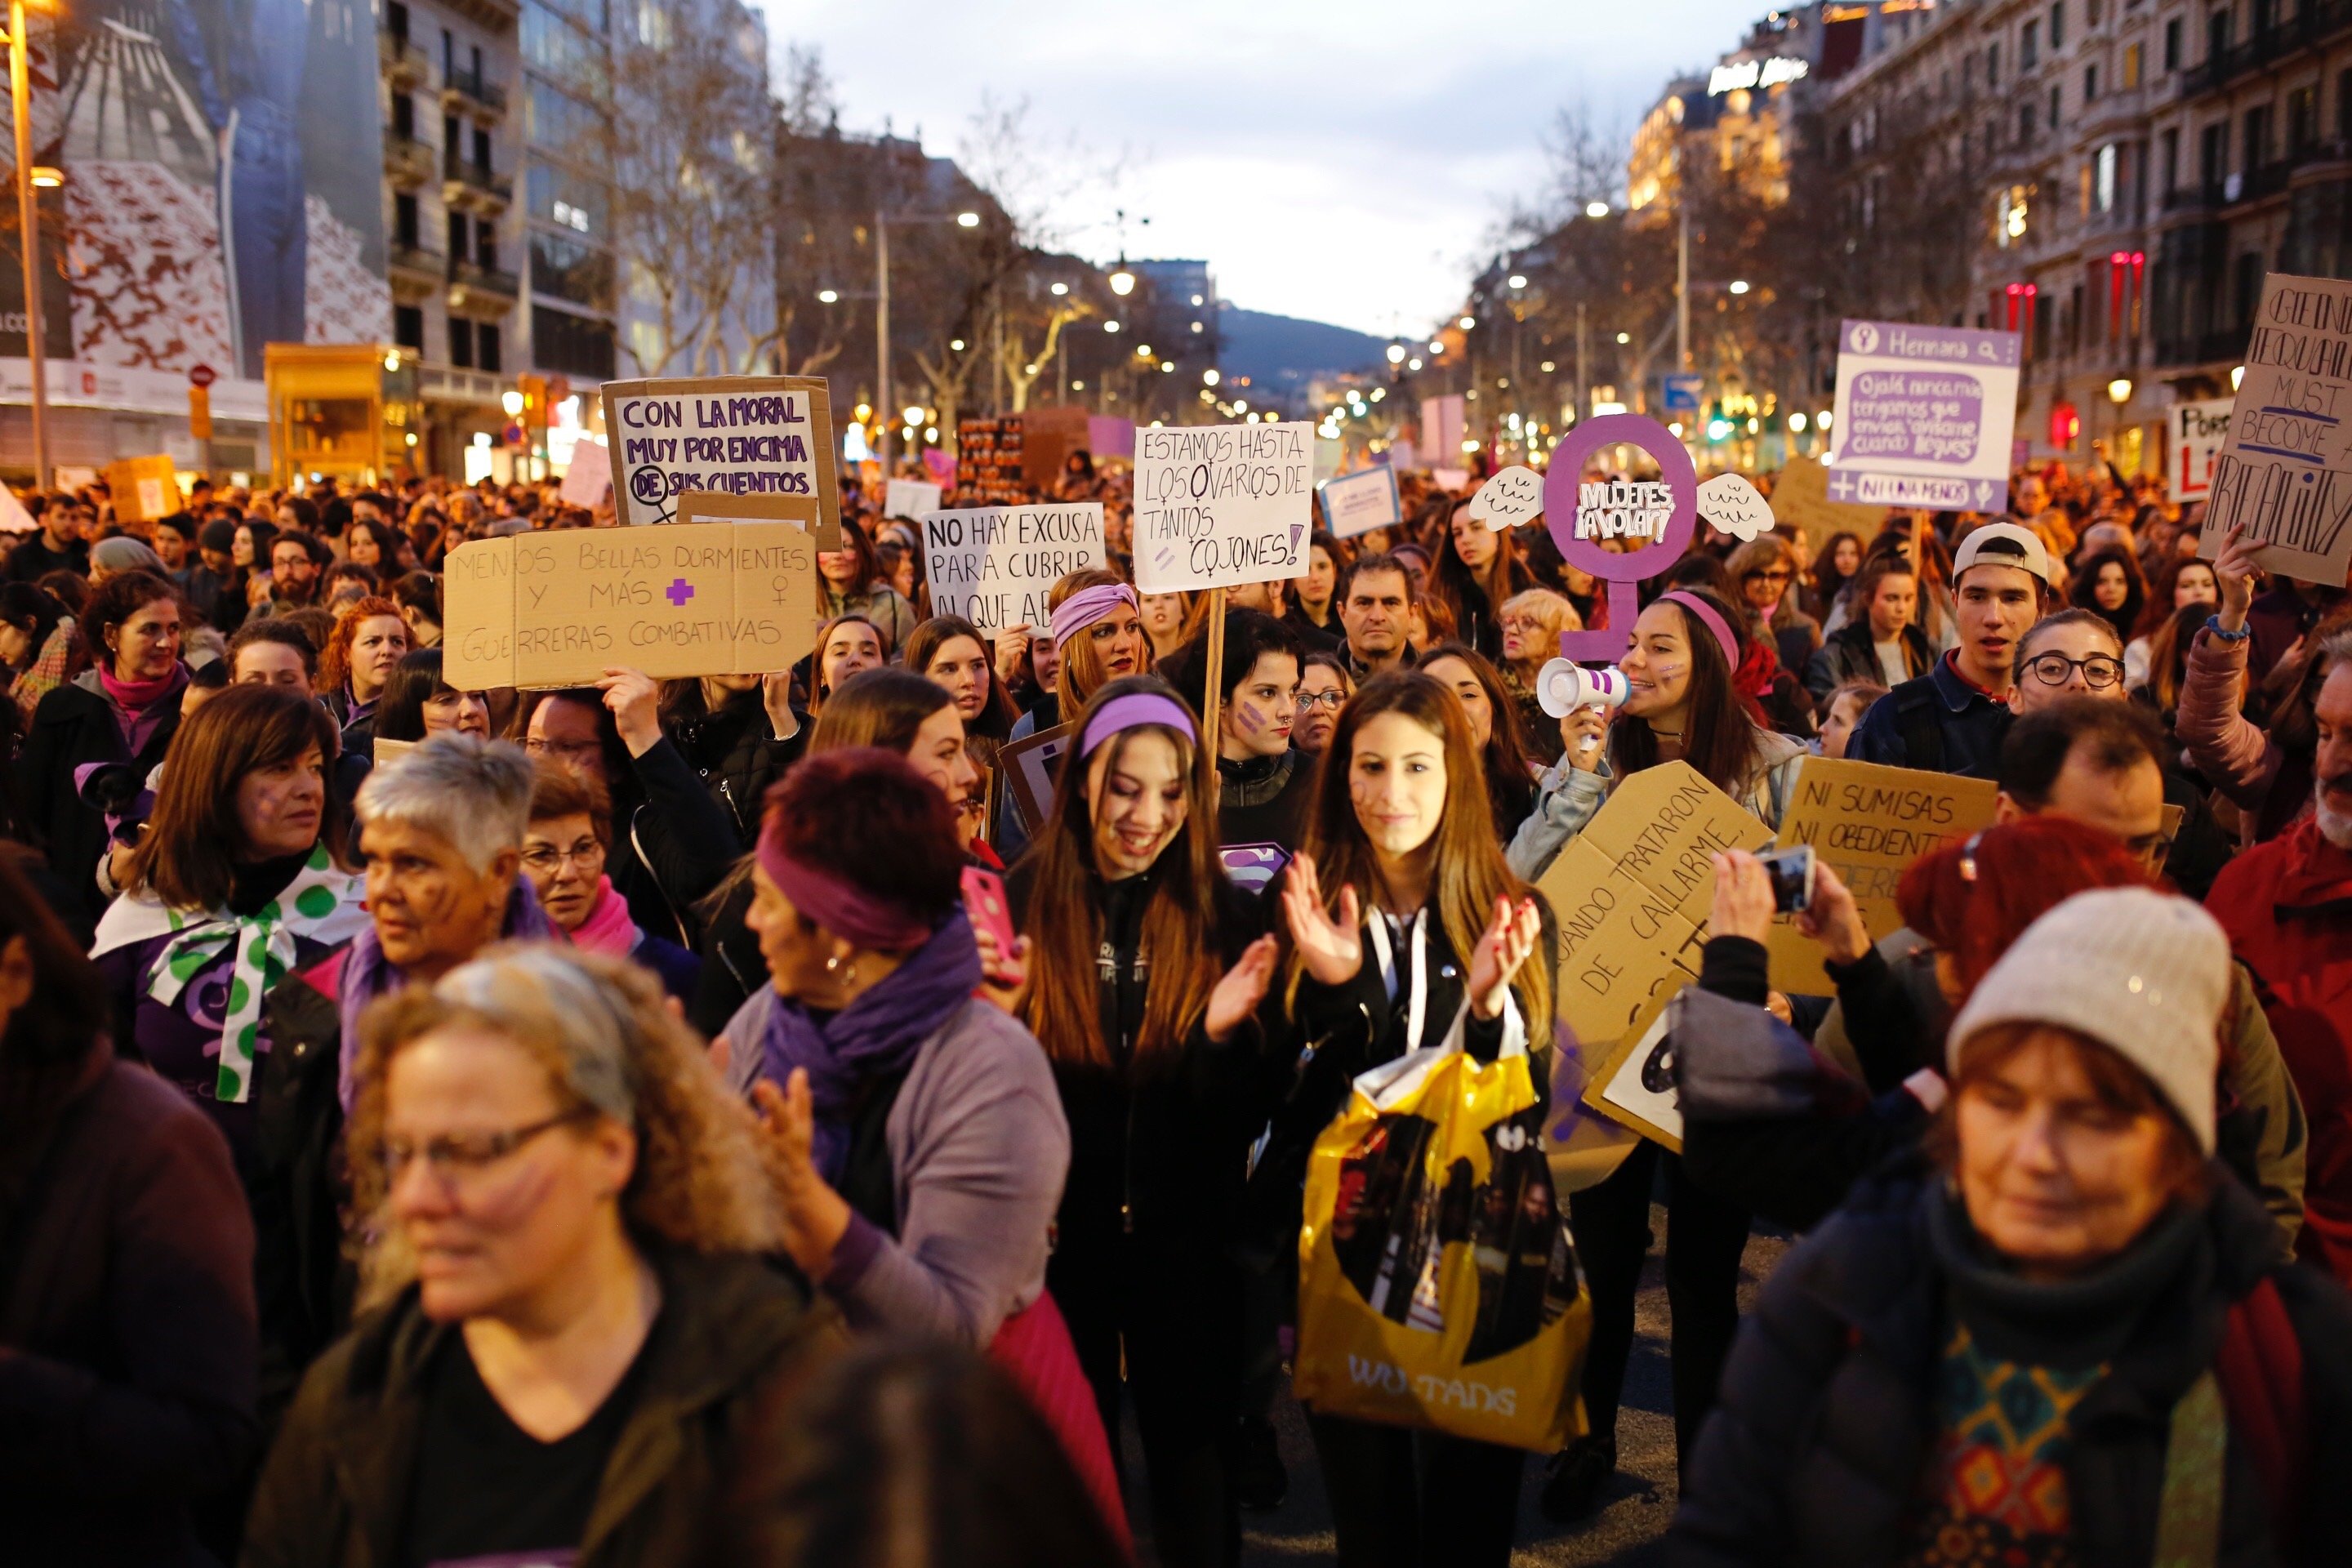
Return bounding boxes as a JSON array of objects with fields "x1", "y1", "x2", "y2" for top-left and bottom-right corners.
[
  {"x1": 997, "y1": 568, "x2": 1153, "y2": 859},
  {"x1": 1504, "y1": 584, "x2": 1807, "y2": 1526},
  {"x1": 1006, "y1": 674, "x2": 1284, "y2": 1568}
]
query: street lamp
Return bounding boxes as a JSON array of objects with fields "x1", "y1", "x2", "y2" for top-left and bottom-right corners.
[
  {"x1": 1507, "y1": 274, "x2": 1527, "y2": 290},
  {"x1": 1050, "y1": 281, "x2": 1070, "y2": 296},
  {"x1": 1727, "y1": 279, "x2": 1751, "y2": 296},
  {"x1": 816, "y1": 288, "x2": 839, "y2": 304},
  {"x1": 1203, "y1": 368, "x2": 1220, "y2": 386},
  {"x1": 1108, "y1": 266, "x2": 1136, "y2": 296},
  {"x1": 1585, "y1": 200, "x2": 1610, "y2": 219},
  {"x1": 1386, "y1": 343, "x2": 1405, "y2": 365},
  {"x1": 874, "y1": 209, "x2": 980, "y2": 471},
  {"x1": 7, "y1": 0, "x2": 51, "y2": 484},
  {"x1": 1459, "y1": 315, "x2": 1476, "y2": 330},
  {"x1": 2107, "y1": 377, "x2": 2133, "y2": 404}
]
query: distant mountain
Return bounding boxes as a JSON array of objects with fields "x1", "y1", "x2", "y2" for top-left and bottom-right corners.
[{"x1": 1217, "y1": 306, "x2": 1388, "y2": 414}]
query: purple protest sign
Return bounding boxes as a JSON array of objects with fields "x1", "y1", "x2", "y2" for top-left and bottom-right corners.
[
  {"x1": 1543, "y1": 413, "x2": 1698, "y2": 662},
  {"x1": 1827, "y1": 318, "x2": 2020, "y2": 511}
]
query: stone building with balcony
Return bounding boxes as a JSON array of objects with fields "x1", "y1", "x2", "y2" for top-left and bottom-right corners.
[
  {"x1": 2146, "y1": 0, "x2": 2352, "y2": 408},
  {"x1": 381, "y1": 0, "x2": 521, "y2": 476}
]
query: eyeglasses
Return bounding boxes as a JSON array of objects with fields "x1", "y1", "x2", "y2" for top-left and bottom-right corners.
[
  {"x1": 521, "y1": 840, "x2": 605, "y2": 875},
  {"x1": 1296, "y1": 690, "x2": 1347, "y2": 711},
  {"x1": 2022, "y1": 652, "x2": 2124, "y2": 688},
  {"x1": 1746, "y1": 568, "x2": 1793, "y2": 585},
  {"x1": 381, "y1": 1107, "x2": 595, "y2": 1191}
]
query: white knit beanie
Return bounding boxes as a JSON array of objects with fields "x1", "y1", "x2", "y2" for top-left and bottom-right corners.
[{"x1": 1945, "y1": 888, "x2": 2230, "y2": 1152}]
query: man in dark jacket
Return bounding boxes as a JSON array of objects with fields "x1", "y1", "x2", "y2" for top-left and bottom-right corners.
[
  {"x1": 1846, "y1": 522, "x2": 2050, "y2": 777},
  {"x1": 7, "y1": 496, "x2": 89, "y2": 582}
]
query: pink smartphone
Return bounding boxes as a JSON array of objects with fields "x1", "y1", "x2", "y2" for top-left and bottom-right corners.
[{"x1": 961, "y1": 866, "x2": 1022, "y2": 982}]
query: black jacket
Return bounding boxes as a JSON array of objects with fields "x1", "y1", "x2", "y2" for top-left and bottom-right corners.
[
  {"x1": 1802, "y1": 617, "x2": 1934, "y2": 705},
  {"x1": 1668, "y1": 1159, "x2": 2352, "y2": 1568},
  {"x1": 662, "y1": 688, "x2": 808, "y2": 844},
  {"x1": 612, "y1": 737, "x2": 751, "y2": 947},
  {"x1": 17, "y1": 675, "x2": 184, "y2": 922},
  {"x1": 238, "y1": 1250, "x2": 835, "y2": 1568},
  {"x1": 249, "y1": 961, "x2": 354, "y2": 1417}
]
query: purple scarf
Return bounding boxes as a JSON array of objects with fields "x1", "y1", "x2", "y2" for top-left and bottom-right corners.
[
  {"x1": 336, "y1": 877, "x2": 555, "y2": 1109},
  {"x1": 759, "y1": 908, "x2": 982, "y2": 1183},
  {"x1": 96, "y1": 662, "x2": 188, "y2": 755}
]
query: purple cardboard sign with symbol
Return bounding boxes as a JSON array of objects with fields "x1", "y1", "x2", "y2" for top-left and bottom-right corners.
[
  {"x1": 1544, "y1": 412, "x2": 1699, "y2": 662},
  {"x1": 1132, "y1": 421, "x2": 1317, "y2": 593},
  {"x1": 1827, "y1": 318, "x2": 2020, "y2": 512}
]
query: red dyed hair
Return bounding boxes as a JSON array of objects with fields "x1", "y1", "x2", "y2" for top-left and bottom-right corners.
[
  {"x1": 1895, "y1": 815, "x2": 2155, "y2": 1003},
  {"x1": 319, "y1": 595, "x2": 406, "y2": 692},
  {"x1": 760, "y1": 746, "x2": 962, "y2": 924}
]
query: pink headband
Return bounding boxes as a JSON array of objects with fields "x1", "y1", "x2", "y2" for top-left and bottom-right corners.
[
  {"x1": 1080, "y1": 692, "x2": 1197, "y2": 757},
  {"x1": 756, "y1": 826, "x2": 933, "y2": 950},
  {"x1": 1657, "y1": 590, "x2": 1740, "y2": 670},
  {"x1": 1049, "y1": 581, "x2": 1138, "y2": 650}
]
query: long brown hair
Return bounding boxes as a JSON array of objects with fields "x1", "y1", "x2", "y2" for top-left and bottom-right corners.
[
  {"x1": 1018, "y1": 675, "x2": 1224, "y2": 1074},
  {"x1": 902, "y1": 613, "x2": 1018, "y2": 741},
  {"x1": 1286, "y1": 670, "x2": 1552, "y2": 1042},
  {"x1": 811, "y1": 666, "x2": 953, "y2": 754},
  {"x1": 127, "y1": 684, "x2": 345, "y2": 909},
  {"x1": 1608, "y1": 588, "x2": 1765, "y2": 799},
  {"x1": 810, "y1": 612, "x2": 884, "y2": 717}
]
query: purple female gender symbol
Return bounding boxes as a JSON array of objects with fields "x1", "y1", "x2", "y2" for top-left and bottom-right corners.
[{"x1": 1542, "y1": 412, "x2": 1699, "y2": 662}]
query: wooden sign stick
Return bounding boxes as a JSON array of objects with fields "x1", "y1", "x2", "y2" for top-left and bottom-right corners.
[{"x1": 1199, "y1": 586, "x2": 1227, "y2": 804}]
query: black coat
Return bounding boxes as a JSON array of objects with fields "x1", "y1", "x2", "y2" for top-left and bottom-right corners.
[
  {"x1": 17, "y1": 677, "x2": 183, "y2": 923},
  {"x1": 0, "y1": 1044, "x2": 261, "y2": 1568},
  {"x1": 1668, "y1": 1160, "x2": 2352, "y2": 1568},
  {"x1": 611, "y1": 737, "x2": 752, "y2": 947},
  {"x1": 662, "y1": 689, "x2": 808, "y2": 844},
  {"x1": 1802, "y1": 617, "x2": 1934, "y2": 705}
]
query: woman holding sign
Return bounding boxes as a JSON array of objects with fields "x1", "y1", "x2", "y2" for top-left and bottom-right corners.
[
  {"x1": 1269, "y1": 669, "x2": 1556, "y2": 1568},
  {"x1": 1497, "y1": 587, "x2": 1804, "y2": 1523},
  {"x1": 1009, "y1": 674, "x2": 1283, "y2": 1568}
]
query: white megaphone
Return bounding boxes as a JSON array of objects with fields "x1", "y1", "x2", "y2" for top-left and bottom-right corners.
[{"x1": 1536, "y1": 658, "x2": 1628, "y2": 752}]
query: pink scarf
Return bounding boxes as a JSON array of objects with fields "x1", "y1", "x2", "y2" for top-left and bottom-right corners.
[{"x1": 566, "y1": 876, "x2": 639, "y2": 956}]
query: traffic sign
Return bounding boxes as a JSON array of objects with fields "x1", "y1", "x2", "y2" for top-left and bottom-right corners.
[
  {"x1": 187, "y1": 363, "x2": 216, "y2": 389},
  {"x1": 1663, "y1": 373, "x2": 1703, "y2": 414}
]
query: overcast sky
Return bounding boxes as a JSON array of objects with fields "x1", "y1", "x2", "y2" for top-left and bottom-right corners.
[{"x1": 751, "y1": 1, "x2": 1771, "y2": 339}]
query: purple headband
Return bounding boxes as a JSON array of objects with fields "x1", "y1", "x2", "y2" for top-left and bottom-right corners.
[
  {"x1": 756, "y1": 824, "x2": 933, "y2": 951},
  {"x1": 1080, "y1": 692, "x2": 1198, "y2": 757},
  {"x1": 1049, "y1": 581, "x2": 1138, "y2": 650},
  {"x1": 1657, "y1": 590, "x2": 1740, "y2": 670}
]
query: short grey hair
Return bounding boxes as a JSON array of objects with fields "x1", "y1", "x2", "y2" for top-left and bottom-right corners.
[
  {"x1": 430, "y1": 945, "x2": 640, "y2": 1123},
  {"x1": 354, "y1": 734, "x2": 533, "y2": 872}
]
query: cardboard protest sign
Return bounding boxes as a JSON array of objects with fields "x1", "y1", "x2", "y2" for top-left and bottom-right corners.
[
  {"x1": 443, "y1": 520, "x2": 821, "y2": 690},
  {"x1": 105, "y1": 455, "x2": 180, "y2": 523},
  {"x1": 1534, "y1": 762, "x2": 1771, "y2": 1100},
  {"x1": 921, "y1": 503, "x2": 1107, "y2": 633},
  {"x1": 2198, "y1": 273, "x2": 2352, "y2": 584},
  {"x1": 1769, "y1": 454, "x2": 1879, "y2": 552},
  {"x1": 1582, "y1": 987, "x2": 1683, "y2": 1152},
  {"x1": 1021, "y1": 406, "x2": 1093, "y2": 488},
  {"x1": 1132, "y1": 421, "x2": 1315, "y2": 593},
  {"x1": 1696, "y1": 473, "x2": 1774, "y2": 541},
  {"x1": 1468, "y1": 465, "x2": 1544, "y2": 530},
  {"x1": 2168, "y1": 399, "x2": 2233, "y2": 503},
  {"x1": 884, "y1": 479, "x2": 942, "y2": 521},
  {"x1": 1000, "y1": 722, "x2": 1076, "y2": 832},
  {"x1": 601, "y1": 376, "x2": 837, "y2": 536},
  {"x1": 671, "y1": 489, "x2": 837, "y2": 550},
  {"x1": 1762, "y1": 756, "x2": 1998, "y2": 994},
  {"x1": 1320, "y1": 465, "x2": 1402, "y2": 540},
  {"x1": 1827, "y1": 319, "x2": 2020, "y2": 511},
  {"x1": 372, "y1": 737, "x2": 418, "y2": 766},
  {"x1": 558, "y1": 439, "x2": 612, "y2": 508}
]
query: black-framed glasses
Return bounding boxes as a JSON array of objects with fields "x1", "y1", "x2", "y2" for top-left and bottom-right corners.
[
  {"x1": 381, "y1": 1107, "x2": 595, "y2": 1189},
  {"x1": 1296, "y1": 690, "x2": 1348, "y2": 711},
  {"x1": 2022, "y1": 652, "x2": 2124, "y2": 688}
]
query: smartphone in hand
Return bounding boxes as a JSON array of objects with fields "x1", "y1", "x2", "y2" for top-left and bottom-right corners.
[{"x1": 961, "y1": 866, "x2": 1024, "y2": 985}]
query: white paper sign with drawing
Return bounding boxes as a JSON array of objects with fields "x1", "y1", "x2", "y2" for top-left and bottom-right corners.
[
  {"x1": 1696, "y1": 473, "x2": 1774, "y2": 541},
  {"x1": 920, "y1": 503, "x2": 1107, "y2": 633},
  {"x1": 1468, "y1": 465, "x2": 1544, "y2": 530},
  {"x1": 1132, "y1": 421, "x2": 1316, "y2": 592}
]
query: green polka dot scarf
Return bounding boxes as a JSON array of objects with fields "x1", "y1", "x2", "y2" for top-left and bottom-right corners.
[{"x1": 91, "y1": 844, "x2": 371, "y2": 1102}]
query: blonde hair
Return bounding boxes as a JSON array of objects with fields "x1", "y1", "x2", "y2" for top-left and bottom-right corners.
[{"x1": 346, "y1": 943, "x2": 780, "y2": 1307}]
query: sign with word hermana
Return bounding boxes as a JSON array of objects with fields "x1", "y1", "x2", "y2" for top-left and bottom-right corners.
[
  {"x1": 2198, "y1": 272, "x2": 2352, "y2": 585},
  {"x1": 602, "y1": 376, "x2": 839, "y2": 537},
  {"x1": 1827, "y1": 318, "x2": 2020, "y2": 511},
  {"x1": 1133, "y1": 421, "x2": 1316, "y2": 593},
  {"x1": 921, "y1": 502, "x2": 1107, "y2": 634},
  {"x1": 443, "y1": 519, "x2": 821, "y2": 690}
]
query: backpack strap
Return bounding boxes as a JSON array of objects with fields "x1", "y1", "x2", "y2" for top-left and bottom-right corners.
[
  {"x1": 2215, "y1": 1273, "x2": 2307, "y2": 1552},
  {"x1": 1892, "y1": 679, "x2": 1946, "y2": 774}
]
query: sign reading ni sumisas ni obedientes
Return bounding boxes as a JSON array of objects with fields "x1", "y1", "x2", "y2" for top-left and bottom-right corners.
[
  {"x1": 1827, "y1": 319, "x2": 2020, "y2": 511},
  {"x1": 2198, "y1": 273, "x2": 2352, "y2": 586},
  {"x1": 601, "y1": 376, "x2": 840, "y2": 536},
  {"x1": 1133, "y1": 421, "x2": 1316, "y2": 592}
]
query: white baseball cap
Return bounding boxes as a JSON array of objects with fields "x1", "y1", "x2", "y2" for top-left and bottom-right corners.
[{"x1": 1953, "y1": 521, "x2": 2053, "y2": 586}]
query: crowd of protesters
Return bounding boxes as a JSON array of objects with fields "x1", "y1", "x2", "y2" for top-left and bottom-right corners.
[{"x1": 0, "y1": 441, "x2": 2347, "y2": 1568}]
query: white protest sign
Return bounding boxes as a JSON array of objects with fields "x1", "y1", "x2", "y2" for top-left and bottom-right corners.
[
  {"x1": 1571, "y1": 478, "x2": 1676, "y2": 541},
  {"x1": 600, "y1": 375, "x2": 839, "y2": 535},
  {"x1": 1431, "y1": 466, "x2": 1470, "y2": 491},
  {"x1": 2167, "y1": 398, "x2": 2234, "y2": 502},
  {"x1": 558, "y1": 438, "x2": 612, "y2": 508},
  {"x1": 884, "y1": 479, "x2": 942, "y2": 521},
  {"x1": 1468, "y1": 465, "x2": 1544, "y2": 530},
  {"x1": 1320, "y1": 465, "x2": 1402, "y2": 539},
  {"x1": 921, "y1": 502, "x2": 1107, "y2": 633},
  {"x1": 1696, "y1": 473, "x2": 1775, "y2": 541},
  {"x1": 1420, "y1": 394, "x2": 1465, "y2": 462},
  {"x1": 1315, "y1": 437, "x2": 1344, "y2": 483},
  {"x1": 1388, "y1": 436, "x2": 1418, "y2": 472},
  {"x1": 1132, "y1": 421, "x2": 1316, "y2": 593},
  {"x1": 1826, "y1": 319, "x2": 2020, "y2": 511},
  {"x1": 2198, "y1": 273, "x2": 2352, "y2": 584}
]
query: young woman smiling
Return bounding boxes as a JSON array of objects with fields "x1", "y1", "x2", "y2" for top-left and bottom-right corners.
[
  {"x1": 1269, "y1": 670, "x2": 1553, "y2": 1568},
  {"x1": 1009, "y1": 675, "x2": 1282, "y2": 1568}
]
